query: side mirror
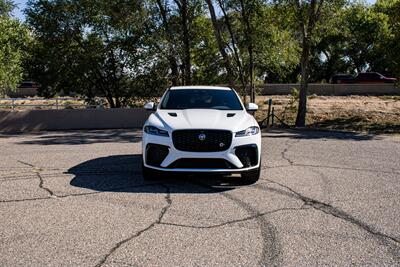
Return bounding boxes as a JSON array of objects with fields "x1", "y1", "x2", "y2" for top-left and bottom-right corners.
[
  {"x1": 144, "y1": 102, "x2": 157, "y2": 111},
  {"x1": 246, "y1": 103, "x2": 258, "y2": 111}
]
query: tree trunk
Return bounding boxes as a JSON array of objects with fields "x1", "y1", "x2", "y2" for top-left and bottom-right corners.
[
  {"x1": 248, "y1": 45, "x2": 255, "y2": 103},
  {"x1": 115, "y1": 96, "x2": 121, "y2": 108},
  {"x1": 205, "y1": 0, "x2": 235, "y2": 88},
  {"x1": 106, "y1": 95, "x2": 115, "y2": 108},
  {"x1": 181, "y1": 0, "x2": 191, "y2": 85},
  {"x1": 239, "y1": 0, "x2": 255, "y2": 103},
  {"x1": 156, "y1": 0, "x2": 180, "y2": 86},
  {"x1": 295, "y1": 37, "x2": 310, "y2": 127},
  {"x1": 295, "y1": 0, "x2": 323, "y2": 127},
  {"x1": 169, "y1": 56, "x2": 180, "y2": 86},
  {"x1": 216, "y1": 0, "x2": 247, "y2": 102}
]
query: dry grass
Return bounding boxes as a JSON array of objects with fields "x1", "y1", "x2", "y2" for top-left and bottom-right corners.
[
  {"x1": 1, "y1": 95, "x2": 399, "y2": 134},
  {"x1": 0, "y1": 97, "x2": 160, "y2": 109},
  {"x1": 256, "y1": 95, "x2": 400, "y2": 134},
  {"x1": 0, "y1": 98, "x2": 85, "y2": 109}
]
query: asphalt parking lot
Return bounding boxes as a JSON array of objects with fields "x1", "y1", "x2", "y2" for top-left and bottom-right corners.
[{"x1": 1, "y1": 129, "x2": 400, "y2": 266}]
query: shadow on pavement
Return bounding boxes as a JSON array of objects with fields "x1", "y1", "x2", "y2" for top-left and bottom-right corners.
[
  {"x1": 8, "y1": 128, "x2": 383, "y2": 145},
  {"x1": 263, "y1": 128, "x2": 380, "y2": 141},
  {"x1": 68, "y1": 154, "x2": 240, "y2": 194},
  {"x1": 16, "y1": 129, "x2": 141, "y2": 145},
  {"x1": 310, "y1": 117, "x2": 400, "y2": 134}
]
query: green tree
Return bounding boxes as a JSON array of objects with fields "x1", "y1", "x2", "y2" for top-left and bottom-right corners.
[
  {"x1": 276, "y1": 0, "x2": 345, "y2": 127},
  {"x1": 0, "y1": 0, "x2": 30, "y2": 96},
  {"x1": 372, "y1": 0, "x2": 400, "y2": 78},
  {"x1": 0, "y1": 0, "x2": 13, "y2": 15},
  {"x1": 305, "y1": 1, "x2": 399, "y2": 82},
  {"x1": 206, "y1": 0, "x2": 299, "y2": 100},
  {"x1": 190, "y1": 15, "x2": 227, "y2": 85},
  {"x1": 307, "y1": 5, "x2": 353, "y2": 82},
  {"x1": 26, "y1": 0, "x2": 163, "y2": 107},
  {"x1": 148, "y1": 0, "x2": 206, "y2": 86},
  {"x1": 205, "y1": 0, "x2": 235, "y2": 87},
  {"x1": 251, "y1": 4, "x2": 300, "y2": 84},
  {"x1": 341, "y1": 3, "x2": 391, "y2": 73},
  {"x1": 213, "y1": 0, "x2": 261, "y2": 103}
]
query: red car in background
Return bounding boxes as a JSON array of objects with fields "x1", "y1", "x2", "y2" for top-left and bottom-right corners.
[
  {"x1": 330, "y1": 74, "x2": 355, "y2": 84},
  {"x1": 331, "y1": 72, "x2": 397, "y2": 84}
]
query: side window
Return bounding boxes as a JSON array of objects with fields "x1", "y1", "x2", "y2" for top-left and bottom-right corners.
[
  {"x1": 367, "y1": 73, "x2": 380, "y2": 79},
  {"x1": 161, "y1": 91, "x2": 170, "y2": 109},
  {"x1": 372, "y1": 73, "x2": 381, "y2": 79},
  {"x1": 358, "y1": 74, "x2": 367, "y2": 80}
]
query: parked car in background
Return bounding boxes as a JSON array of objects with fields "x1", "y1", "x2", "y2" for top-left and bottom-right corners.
[
  {"x1": 18, "y1": 81, "x2": 39, "y2": 89},
  {"x1": 353, "y1": 72, "x2": 397, "y2": 83},
  {"x1": 7, "y1": 81, "x2": 39, "y2": 97},
  {"x1": 330, "y1": 74, "x2": 355, "y2": 84},
  {"x1": 330, "y1": 72, "x2": 397, "y2": 84}
]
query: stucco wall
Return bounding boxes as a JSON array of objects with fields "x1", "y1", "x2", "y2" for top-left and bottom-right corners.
[
  {"x1": 1, "y1": 83, "x2": 399, "y2": 132},
  {"x1": 0, "y1": 108, "x2": 151, "y2": 132}
]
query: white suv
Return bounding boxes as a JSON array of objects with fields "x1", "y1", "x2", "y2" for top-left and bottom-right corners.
[{"x1": 142, "y1": 86, "x2": 261, "y2": 183}]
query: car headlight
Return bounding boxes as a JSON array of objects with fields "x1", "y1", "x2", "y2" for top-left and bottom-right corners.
[
  {"x1": 235, "y1": 126, "x2": 259, "y2": 137},
  {"x1": 144, "y1": 126, "x2": 169, "y2": 137}
]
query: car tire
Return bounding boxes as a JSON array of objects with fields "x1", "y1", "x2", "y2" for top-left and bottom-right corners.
[
  {"x1": 241, "y1": 167, "x2": 260, "y2": 184},
  {"x1": 142, "y1": 162, "x2": 162, "y2": 181}
]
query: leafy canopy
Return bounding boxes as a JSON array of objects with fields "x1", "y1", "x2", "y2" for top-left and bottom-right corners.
[{"x1": 0, "y1": 0, "x2": 30, "y2": 96}]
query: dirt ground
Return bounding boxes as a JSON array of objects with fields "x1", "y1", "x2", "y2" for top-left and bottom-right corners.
[
  {"x1": 1, "y1": 95, "x2": 399, "y2": 134},
  {"x1": 256, "y1": 95, "x2": 400, "y2": 134},
  {"x1": 0, "y1": 98, "x2": 86, "y2": 109}
]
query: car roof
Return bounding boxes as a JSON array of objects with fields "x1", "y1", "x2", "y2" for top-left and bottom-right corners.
[{"x1": 169, "y1": 86, "x2": 232, "y2": 91}]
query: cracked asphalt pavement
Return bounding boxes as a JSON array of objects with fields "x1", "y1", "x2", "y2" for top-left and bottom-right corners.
[{"x1": 1, "y1": 129, "x2": 400, "y2": 266}]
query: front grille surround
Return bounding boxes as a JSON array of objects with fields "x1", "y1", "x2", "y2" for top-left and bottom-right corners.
[{"x1": 172, "y1": 129, "x2": 233, "y2": 152}]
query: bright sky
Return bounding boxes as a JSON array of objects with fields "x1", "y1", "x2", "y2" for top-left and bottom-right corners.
[
  {"x1": 12, "y1": 0, "x2": 28, "y2": 20},
  {"x1": 11, "y1": 0, "x2": 378, "y2": 21}
]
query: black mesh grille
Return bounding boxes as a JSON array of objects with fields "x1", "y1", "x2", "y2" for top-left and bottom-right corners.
[
  {"x1": 172, "y1": 130, "x2": 232, "y2": 152},
  {"x1": 167, "y1": 158, "x2": 237, "y2": 169},
  {"x1": 146, "y1": 144, "x2": 169, "y2": 167},
  {"x1": 235, "y1": 145, "x2": 258, "y2": 167}
]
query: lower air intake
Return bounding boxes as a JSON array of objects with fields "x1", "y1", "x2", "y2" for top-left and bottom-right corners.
[
  {"x1": 146, "y1": 144, "x2": 169, "y2": 167},
  {"x1": 167, "y1": 158, "x2": 237, "y2": 169},
  {"x1": 235, "y1": 145, "x2": 258, "y2": 167}
]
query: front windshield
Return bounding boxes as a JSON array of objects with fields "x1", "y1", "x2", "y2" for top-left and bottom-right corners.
[{"x1": 160, "y1": 89, "x2": 243, "y2": 110}]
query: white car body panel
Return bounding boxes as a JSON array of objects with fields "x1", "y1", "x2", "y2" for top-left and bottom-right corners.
[{"x1": 151, "y1": 109, "x2": 255, "y2": 132}]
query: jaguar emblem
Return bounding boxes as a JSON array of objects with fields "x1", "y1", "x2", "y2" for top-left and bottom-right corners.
[{"x1": 198, "y1": 133, "x2": 206, "y2": 141}]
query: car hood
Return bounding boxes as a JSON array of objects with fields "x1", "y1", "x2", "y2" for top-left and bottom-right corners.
[{"x1": 148, "y1": 109, "x2": 257, "y2": 132}]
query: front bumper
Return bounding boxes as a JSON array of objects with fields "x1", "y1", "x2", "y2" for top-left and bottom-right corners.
[{"x1": 142, "y1": 132, "x2": 261, "y2": 173}]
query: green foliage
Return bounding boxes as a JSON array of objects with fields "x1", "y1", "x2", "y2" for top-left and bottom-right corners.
[
  {"x1": 207, "y1": 0, "x2": 300, "y2": 92},
  {"x1": 0, "y1": 0, "x2": 30, "y2": 96},
  {"x1": 253, "y1": 5, "x2": 300, "y2": 83},
  {"x1": 191, "y1": 15, "x2": 225, "y2": 85},
  {"x1": 11, "y1": 0, "x2": 399, "y2": 105},
  {"x1": 25, "y1": 0, "x2": 164, "y2": 106},
  {"x1": 0, "y1": 0, "x2": 13, "y2": 16},
  {"x1": 342, "y1": 3, "x2": 391, "y2": 72},
  {"x1": 373, "y1": 0, "x2": 400, "y2": 79}
]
